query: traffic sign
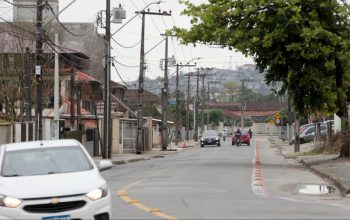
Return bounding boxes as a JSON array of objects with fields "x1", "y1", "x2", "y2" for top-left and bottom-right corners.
[
  {"x1": 275, "y1": 113, "x2": 281, "y2": 119},
  {"x1": 275, "y1": 119, "x2": 281, "y2": 124}
]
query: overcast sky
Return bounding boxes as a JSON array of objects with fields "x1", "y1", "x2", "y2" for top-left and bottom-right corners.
[{"x1": 0, "y1": 0, "x2": 254, "y2": 84}]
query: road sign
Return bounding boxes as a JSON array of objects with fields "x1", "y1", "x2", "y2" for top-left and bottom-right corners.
[
  {"x1": 275, "y1": 113, "x2": 281, "y2": 119},
  {"x1": 275, "y1": 119, "x2": 281, "y2": 124}
]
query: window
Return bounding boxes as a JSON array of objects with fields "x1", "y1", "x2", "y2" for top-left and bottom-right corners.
[{"x1": 1, "y1": 147, "x2": 93, "y2": 177}]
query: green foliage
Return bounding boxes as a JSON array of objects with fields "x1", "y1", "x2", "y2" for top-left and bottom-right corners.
[
  {"x1": 209, "y1": 109, "x2": 225, "y2": 126},
  {"x1": 174, "y1": 0, "x2": 350, "y2": 117},
  {"x1": 142, "y1": 104, "x2": 161, "y2": 119}
]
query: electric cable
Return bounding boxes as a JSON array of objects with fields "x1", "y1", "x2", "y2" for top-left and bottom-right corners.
[
  {"x1": 2, "y1": 0, "x2": 42, "y2": 8},
  {"x1": 112, "y1": 58, "x2": 139, "y2": 68},
  {"x1": 47, "y1": 3, "x2": 93, "y2": 37},
  {"x1": 112, "y1": 62, "x2": 130, "y2": 86},
  {"x1": 0, "y1": 26, "x2": 36, "y2": 41},
  {"x1": 0, "y1": 16, "x2": 36, "y2": 36},
  {"x1": 111, "y1": 37, "x2": 140, "y2": 49}
]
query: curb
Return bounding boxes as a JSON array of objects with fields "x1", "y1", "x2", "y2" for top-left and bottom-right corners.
[
  {"x1": 278, "y1": 145, "x2": 350, "y2": 197},
  {"x1": 299, "y1": 159, "x2": 350, "y2": 196},
  {"x1": 98, "y1": 142, "x2": 199, "y2": 167}
]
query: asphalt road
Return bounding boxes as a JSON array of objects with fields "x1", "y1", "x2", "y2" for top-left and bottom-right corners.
[{"x1": 102, "y1": 136, "x2": 350, "y2": 219}]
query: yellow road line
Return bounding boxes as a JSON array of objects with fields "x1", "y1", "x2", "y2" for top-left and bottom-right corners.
[{"x1": 118, "y1": 182, "x2": 178, "y2": 220}]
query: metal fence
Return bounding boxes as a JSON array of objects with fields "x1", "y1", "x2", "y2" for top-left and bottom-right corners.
[{"x1": 120, "y1": 119, "x2": 137, "y2": 153}]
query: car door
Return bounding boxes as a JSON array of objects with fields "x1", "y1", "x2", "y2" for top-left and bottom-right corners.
[{"x1": 303, "y1": 126, "x2": 315, "y2": 142}]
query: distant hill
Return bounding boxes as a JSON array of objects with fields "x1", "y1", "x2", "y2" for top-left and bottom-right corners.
[{"x1": 127, "y1": 64, "x2": 274, "y2": 97}]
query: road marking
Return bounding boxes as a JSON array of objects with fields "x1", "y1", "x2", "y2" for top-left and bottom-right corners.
[
  {"x1": 251, "y1": 141, "x2": 267, "y2": 196},
  {"x1": 118, "y1": 180, "x2": 178, "y2": 220},
  {"x1": 214, "y1": 148, "x2": 221, "y2": 153}
]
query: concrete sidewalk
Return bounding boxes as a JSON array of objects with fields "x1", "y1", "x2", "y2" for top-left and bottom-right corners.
[
  {"x1": 270, "y1": 137, "x2": 350, "y2": 197},
  {"x1": 93, "y1": 140, "x2": 198, "y2": 166}
]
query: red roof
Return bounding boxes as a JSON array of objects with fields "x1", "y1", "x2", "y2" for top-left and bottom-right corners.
[
  {"x1": 75, "y1": 71, "x2": 99, "y2": 82},
  {"x1": 224, "y1": 110, "x2": 276, "y2": 118}
]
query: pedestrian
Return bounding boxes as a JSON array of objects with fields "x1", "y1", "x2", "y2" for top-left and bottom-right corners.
[{"x1": 248, "y1": 128, "x2": 253, "y2": 138}]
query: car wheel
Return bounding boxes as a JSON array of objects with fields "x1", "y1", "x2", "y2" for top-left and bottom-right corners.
[
  {"x1": 248, "y1": 142, "x2": 250, "y2": 146},
  {"x1": 300, "y1": 139, "x2": 305, "y2": 144},
  {"x1": 201, "y1": 144, "x2": 204, "y2": 147},
  {"x1": 218, "y1": 143, "x2": 221, "y2": 147}
]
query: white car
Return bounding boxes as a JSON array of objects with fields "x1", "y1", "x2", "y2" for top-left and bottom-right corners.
[{"x1": 0, "y1": 139, "x2": 113, "y2": 220}]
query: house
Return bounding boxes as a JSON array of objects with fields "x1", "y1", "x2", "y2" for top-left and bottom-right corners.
[{"x1": 0, "y1": 0, "x2": 130, "y2": 119}]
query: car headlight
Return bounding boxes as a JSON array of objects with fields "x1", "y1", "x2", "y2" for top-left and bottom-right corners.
[
  {"x1": 0, "y1": 194, "x2": 22, "y2": 208},
  {"x1": 215, "y1": 138, "x2": 219, "y2": 141},
  {"x1": 86, "y1": 184, "x2": 108, "y2": 201},
  {"x1": 200, "y1": 138, "x2": 204, "y2": 141}
]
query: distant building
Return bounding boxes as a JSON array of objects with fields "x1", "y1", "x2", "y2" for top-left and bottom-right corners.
[
  {"x1": 210, "y1": 101, "x2": 287, "y2": 122},
  {"x1": 125, "y1": 89, "x2": 161, "y2": 111}
]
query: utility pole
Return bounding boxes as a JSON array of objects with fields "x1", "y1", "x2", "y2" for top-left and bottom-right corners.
[
  {"x1": 103, "y1": 0, "x2": 112, "y2": 159},
  {"x1": 184, "y1": 72, "x2": 195, "y2": 141},
  {"x1": 53, "y1": 34, "x2": 59, "y2": 139},
  {"x1": 194, "y1": 68, "x2": 200, "y2": 141},
  {"x1": 70, "y1": 68, "x2": 75, "y2": 131},
  {"x1": 161, "y1": 34, "x2": 169, "y2": 151},
  {"x1": 241, "y1": 80, "x2": 245, "y2": 128},
  {"x1": 24, "y1": 47, "x2": 32, "y2": 122},
  {"x1": 175, "y1": 64, "x2": 179, "y2": 146},
  {"x1": 35, "y1": 0, "x2": 44, "y2": 140},
  {"x1": 175, "y1": 63, "x2": 196, "y2": 146},
  {"x1": 187, "y1": 73, "x2": 191, "y2": 141},
  {"x1": 136, "y1": 10, "x2": 171, "y2": 154},
  {"x1": 207, "y1": 81, "x2": 220, "y2": 128},
  {"x1": 201, "y1": 76, "x2": 205, "y2": 132},
  {"x1": 196, "y1": 69, "x2": 214, "y2": 133}
]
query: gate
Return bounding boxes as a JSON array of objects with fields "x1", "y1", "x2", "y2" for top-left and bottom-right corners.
[{"x1": 120, "y1": 119, "x2": 137, "y2": 153}]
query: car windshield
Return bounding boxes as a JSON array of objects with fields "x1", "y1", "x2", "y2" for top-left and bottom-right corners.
[
  {"x1": 202, "y1": 130, "x2": 218, "y2": 137},
  {"x1": 1, "y1": 146, "x2": 93, "y2": 177}
]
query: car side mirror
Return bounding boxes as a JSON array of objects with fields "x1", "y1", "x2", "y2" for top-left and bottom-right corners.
[{"x1": 98, "y1": 160, "x2": 113, "y2": 171}]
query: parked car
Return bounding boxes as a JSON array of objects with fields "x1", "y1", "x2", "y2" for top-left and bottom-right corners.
[
  {"x1": 232, "y1": 129, "x2": 251, "y2": 146},
  {"x1": 0, "y1": 139, "x2": 113, "y2": 220},
  {"x1": 293, "y1": 124, "x2": 327, "y2": 144},
  {"x1": 200, "y1": 130, "x2": 220, "y2": 147}
]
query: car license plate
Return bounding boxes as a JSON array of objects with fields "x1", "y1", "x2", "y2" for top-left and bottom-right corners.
[{"x1": 42, "y1": 215, "x2": 70, "y2": 220}]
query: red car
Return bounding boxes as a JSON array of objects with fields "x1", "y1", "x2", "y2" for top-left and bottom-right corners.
[{"x1": 232, "y1": 130, "x2": 251, "y2": 146}]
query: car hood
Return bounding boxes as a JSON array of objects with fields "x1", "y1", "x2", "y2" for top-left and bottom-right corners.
[{"x1": 0, "y1": 169, "x2": 106, "y2": 199}]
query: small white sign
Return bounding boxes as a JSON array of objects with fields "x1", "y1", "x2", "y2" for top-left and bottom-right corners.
[
  {"x1": 35, "y1": 65, "x2": 41, "y2": 76},
  {"x1": 275, "y1": 119, "x2": 281, "y2": 124}
]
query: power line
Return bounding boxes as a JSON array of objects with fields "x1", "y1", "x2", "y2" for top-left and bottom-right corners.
[
  {"x1": 47, "y1": 3, "x2": 92, "y2": 37},
  {"x1": 111, "y1": 37, "x2": 140, "y2": 49},
  {"x1": 112, "y1": 62, "x2": 130, "y2": 86},
  {"x1": 2, "y1": 0, "x2": 40, "y2": 8},
  {"x1": 112, "y1": 57, "x2": 139, "y2": 68},
  {"x1": 0, "y1": 16, "x2": 36, "y2": 35}
]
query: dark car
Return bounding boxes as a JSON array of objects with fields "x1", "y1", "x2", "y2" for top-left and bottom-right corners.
[
  {"x1": 232, "y1": 129, "x2": 251, "y2": 146},
  {"x1": 200, "y1": 130, "x2": 220, "y2": 147}
]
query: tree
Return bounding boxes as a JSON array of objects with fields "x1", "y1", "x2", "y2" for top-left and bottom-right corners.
[
  {"x1": 208, "y1": 109, "x2": 225, "y2": 126},
  {"x1": 0, "y1": 23, "x2": 54, "y2": 122},
  {"x1": 175, "y1": 0, "x2": 350, "y2": 157}
]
